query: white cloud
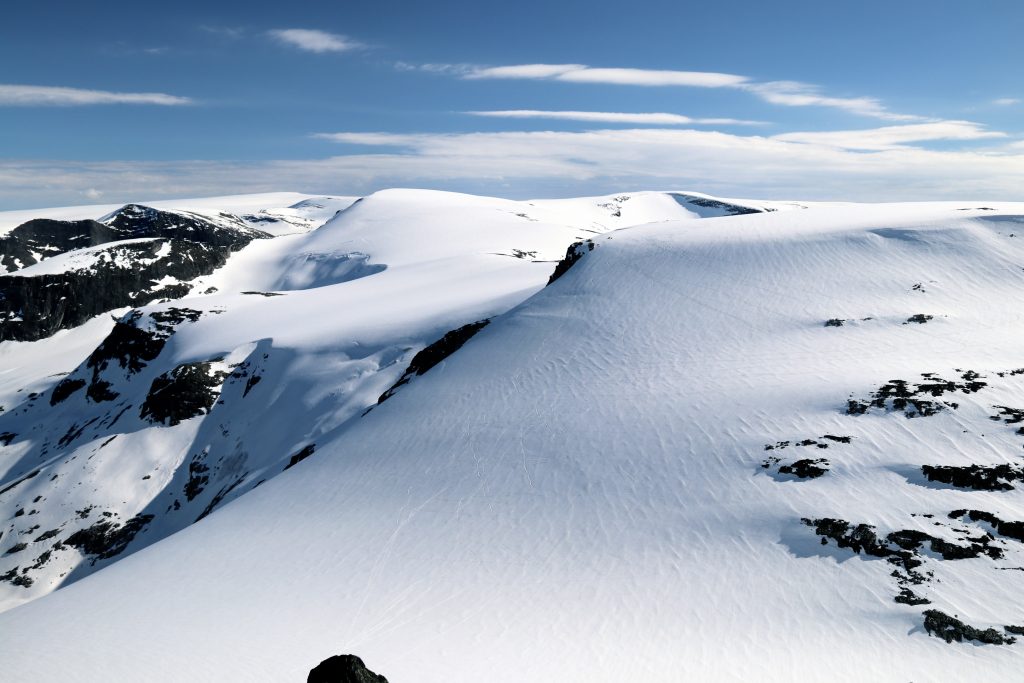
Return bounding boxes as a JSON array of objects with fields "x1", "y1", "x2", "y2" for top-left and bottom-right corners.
[
  {"x1": 774, "y1": 121, "x2": 1006, "y2": 150},
  {"x1": 466, "y1": 110, "x2": 763, "y2": 126},
  {"x1": 0, "y1": 84, "x2": 192, "y2": 106},
  {"x1": 8, "y1": 125, "x2": 1024, "y2": 210},
  {"x1": 463, "y1": 64, "x2": 747, "y2": 88},
  {"x1": 994, "y1": 98, "x2": 1020, "y2": 106},
  {"x1": 743, "y1": 81, "x2": 921, "y2": 121},
  {"x1": 267, "y1": 29, "x2": 360, "y2": 53},
  {"x1": 441, "y1": 62, "x2": 921, "y2": 120}
]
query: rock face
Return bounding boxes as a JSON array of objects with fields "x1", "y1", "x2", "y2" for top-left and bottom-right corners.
[
  {"x1": 0, "y1": 205, "x2": 269, "y2": 342},
  {"x1": 378, "y1": 320, "x2": 490, "y2": 403},
  {"x1": 0, "y1": 218, "x2": 121, "y2": 272},
  {"x1": 307, "y1": 655, "x2": 389, "y2": 683}
]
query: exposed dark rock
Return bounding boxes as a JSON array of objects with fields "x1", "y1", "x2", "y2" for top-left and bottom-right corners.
[
  {"x1": 139, "y1": 361, "x2": 229, "y2": 426},
  {"x1": 284, "y1": 444, "x2": 316, "y2": 470},
  {"x1": 778, "y1": 459, "x2": 829, "y2": 479},
  {"x1": 33, "y1": 529, "x2": 60, "y2": 543},
  {"x1": 0, "y1": 218, "x2": 120, "y2": 272},
  {"x1": 184, "y1": 460, "x2": 210, "y2": 501},
  {"x1": 4, "y1": 543, "x2": 27, "y2": 555},
  {"x1": 894, "y1": 588, "x2": 930, "y2": 605},
  {"x1": 670, "y1": 194, "x2": 764, "y2": 216},
  {"x1": 240, "y1": 291, "x2": 285, "y2": 297},
  {"x1": 923, "y1": 610, "x2": 1014, "y2": 645},
  {"x1": 195, "y1": 477, "x2": 246, "y2": 522},
  {"x1": 50, "y1": 377, "x2": 86, "y2": 405},
  {"x1": 846, "y1": 371, "x2": 985, "y2": 418},
  {"x1": 307, "y1": 655, "x2": 389, "y2": 683},
  {"x1": 824, "y1": 318, "x2": 845, "y2": 327},
  {"x1": 923, "y1": 464, "x2": 1023, "y2": 491},
  {"x1": 378, "y1": 320, "x2": 490, "y2": 403},
  {"x1": 949, "y1": 509, "x2": 1024, "y2": 543},
  {"x1": 904, "y1": 314, "x2": 934, "y2": 325},
  {"x1": 63, "y1": 514, "x2": 154, "y2": 562},
  {"x1": 0, "y1": 567, "x2": 32, "y2": 587},
  {"x1": 547, "y1": 240, "x2": 595, "y2": 285},
  {"x1": 0, "y1": 205, "x2": 268, "y2": 341},
  {"x1": 0, "y1": 469, "x2": 40, "y2": 496},
  {"x1": 243, "y1": 373, "x2": 262, "y2": 397},
  {"x1": 803, "y1": 517, "x2": 1003, "y2": 581}
]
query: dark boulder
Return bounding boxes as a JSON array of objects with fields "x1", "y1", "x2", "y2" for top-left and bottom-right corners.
[{"x1": 307, "y1": 655, "x2": 388, "y2": 683}]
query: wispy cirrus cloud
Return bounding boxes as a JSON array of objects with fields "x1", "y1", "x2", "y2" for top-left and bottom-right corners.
[
  {"x1": 0, "y1": 84, "x2": 192, "y2": 106},
  {"x1": 464, "y1": 63, "x2": 748, "y2": 88},
  {"x1": 993, "y1": 98, "x2": 1020, "y2": 106},
  {"x1": 774, "y1": 121, "x2": 1006, "y2": 150},
  {"x1": 747, "y1": 81, "x2": 922, "y2": 122},
  {"x1": 427, "y1": 62, "x2": 920, "y2": 121},
  {"x1": 466, "y1": 110, "x2": 764, "y2": 126},
  {"x1": 267, "y1": 28, "x2": 361, "y2": 53}
]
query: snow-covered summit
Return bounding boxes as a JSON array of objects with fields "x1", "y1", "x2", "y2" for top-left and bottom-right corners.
[{"x1": 4, "y1": 190, "x2": 1023, "y2": 681}]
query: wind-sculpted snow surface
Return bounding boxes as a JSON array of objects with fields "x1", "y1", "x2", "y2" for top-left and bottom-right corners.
[
  {"x1": 7, "y1": 193, "x2": 1024, "y2": 681},
  {"x1": 0, "y1": 189, "x2": 707, "y2": 612}
]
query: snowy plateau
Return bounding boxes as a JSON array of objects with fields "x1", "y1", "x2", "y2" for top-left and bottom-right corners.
[{"x1": 1, "y1": 189, "x2": 1024, "y2": 681}]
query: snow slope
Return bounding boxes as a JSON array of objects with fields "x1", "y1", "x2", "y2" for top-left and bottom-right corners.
[
  {"x1": 3, "y1": 195, "x2": 1024, "y2": 680},
  {"x1": 0, "y1": 189, "x2": 719, "y2": 613}
]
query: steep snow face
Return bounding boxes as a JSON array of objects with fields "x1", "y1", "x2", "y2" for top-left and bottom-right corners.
[
  {"x1": 2, "y1": 199, "x2": 1024, "y2": 681},
  {"x1": 0, "y1": 189, "x2": 711, "y2": 613}
]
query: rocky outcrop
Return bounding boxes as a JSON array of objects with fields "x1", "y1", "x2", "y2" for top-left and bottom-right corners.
[
  {"x1": 378, "y1": 320, "x2": 490, "y2": 403},
  {"x1": 0, "y1": 205, "x2": 269, "y2": 341},
  {"x1": 307, "y1": 655, "x2": 389, "y2": 683}
]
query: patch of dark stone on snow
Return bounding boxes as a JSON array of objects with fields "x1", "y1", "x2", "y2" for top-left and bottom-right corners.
[
  {"x1": 845, "y1": 371, "x2": 986, "y2": 418},
  {"x1": 824, "y1": 318, "x2": 845, "y2": 327},
  {"x1": 195, "y1": 477, "x2": 246, "y2": 522},
  {"x1": 284, "y1": 444, "x2": 316, "y2": 470},
  {"x1": 184, "y1": 458, "x2": 210, "y2": 502},
  {"x1": 923, "y1": 610, "x2": 1015, "y2": 645},
  {"x1": 778, "y1": 459, "x2": 829, "y2": 479},
  {"x1": 4, "y1": 542, "x2": 27, "y2": 555},
  {"x1": 547, "y1": 240, "x2": 595, "y2": 285},
  {"x1": 0, "y1": 469, "x2": 40, "y2": 497},
  {"x1": 991, "y1": 405, "x2": 1024, "y2": 425},
  {"x1": 307, "y1": 654, "x2": 389, "y2": 683},
  {"x1": 49, "y1": 377, "x2": 86, "y2": 405},
  {"x1": 34, "y1": 528, "x2": 59, "y2": 543},
  {"x1": 243, "y1": 373, "x2": 262, "y2": 397},
  {"x1": 82, "y1": 309, "x2": 185, "y2": 402},
  {"x1": 378, "y1": 320, "x2": 490, "y2": 404},
  {"x1": 57, "y1": 417, "x2": 98, "y2": 448},
  {"x1": 1005, "y1": 624, "x2": 1024, "y2": 636},
  {"x1": 672, "y1": 194, "x2": 763, "y2": 215},
  {"x1": 923, "y1": 464, "x2": 1024, "y2": 491},
  {"x1": 0, "y1": 567, "x2": 32, "y2": 587},
  {"x1": 139, "y1": 361, "x2": 229, "y2": 426},
  {"x1": 894, "y1": 588, "x2": 930, "y2": 605},
  {"x1": 904, "y1": 314, "x2": 934, "y2": 325},
  {"x1": 0, "y1": 431, "x2": 14, "y2": 446},
  {"x1": 762, "y1": 455, "x2": 829, "y2": 479},
  {"x1": 240, "y1": 290, "x2": 285, "y2": 297},
  {"x1": 802, "y1": 517, "x2": 1003, "y2": 600},
  {"x1": 63, "y1": 513, "x2": 154, "y2": 563},
  {"x1": 948, "y1": 509, "x2": 1024, "y2": 543},
  {"x1": 764, "y1": 435, "x2": 852, "y2": 451}
]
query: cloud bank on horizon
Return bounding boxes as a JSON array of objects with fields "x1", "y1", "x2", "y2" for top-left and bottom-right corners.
[{"x1": 2, "y1": 2, "x2": 1023, "y2": 208}]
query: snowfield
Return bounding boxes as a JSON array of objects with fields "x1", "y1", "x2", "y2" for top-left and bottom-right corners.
[{"x1": 2, "y1": 190, "x2": 1024, "y2": 681}]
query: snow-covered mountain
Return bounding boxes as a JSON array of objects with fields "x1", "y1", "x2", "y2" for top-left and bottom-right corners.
[{"x1": 2, "y1": 189, "x2": 1023, "y2": 681}]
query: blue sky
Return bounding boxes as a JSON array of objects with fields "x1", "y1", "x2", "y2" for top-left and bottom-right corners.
[{"x1": 2, "y1": 0, "x2": 1023, "y2": 208}]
